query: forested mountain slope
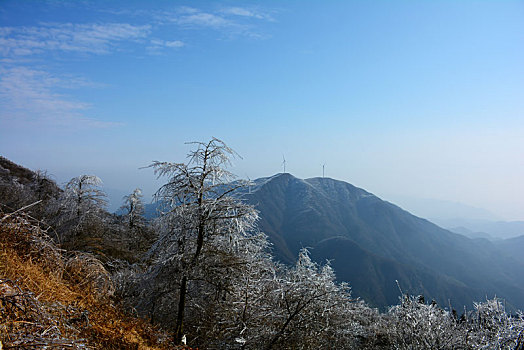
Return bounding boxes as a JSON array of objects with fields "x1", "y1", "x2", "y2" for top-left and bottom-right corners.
[
  {"x1": 240, "y1": 173, "x2": 524, "y2": 310},
  {"x1": 496, "y1": 235, "x2": 524, "y2": 265}
]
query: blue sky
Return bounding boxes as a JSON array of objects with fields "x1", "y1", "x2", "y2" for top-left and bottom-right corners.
[{"x1": 1, "y1": 1, "x2": 523, "y2": 220}]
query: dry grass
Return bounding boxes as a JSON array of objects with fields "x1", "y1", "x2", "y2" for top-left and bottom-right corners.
[{"x1": 0, "y1": 211, "x2": 177, "y2": 349}]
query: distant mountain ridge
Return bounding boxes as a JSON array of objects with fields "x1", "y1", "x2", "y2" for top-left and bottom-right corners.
[
  {"x1": 434, "y1": 218, "x2": 524, "y2": 240},
  {"x1": 387, "y1": 195, "x2": 501, "y2": 223},
  {"x1": 238, "y1": 173, "x2": 524, "y2": 310}
]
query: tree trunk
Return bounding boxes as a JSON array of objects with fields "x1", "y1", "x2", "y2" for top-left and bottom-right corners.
[
  {"x1": 174, "y1": 275, "x2": 188, "y2": 344},
  {"x1": 193, "y1": 223, "x2": 204, "y2": 262}
]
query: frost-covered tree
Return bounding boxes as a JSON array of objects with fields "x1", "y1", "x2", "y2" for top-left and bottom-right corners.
[
  {"x1": 188, "y1": 231, "x2": 276, "y2": 348},
  {"x1": 120, "y1": 188, "x2": 145, "y2": 229},
  {"x1": 148, "y1": 138, "x2": 258, "y2": 344},
  {"x1": 116, "y1": 187, "x2": 157, "y2": 257},
  {"x1": 49, "y1": 175, "x2": 108, "y2": 251},
  {"x1": 62, "y1": 175, "x2": 107, "y2": 219},
  {"x1": 262, "y1": 249, "x2": 364, "y2": 349}
]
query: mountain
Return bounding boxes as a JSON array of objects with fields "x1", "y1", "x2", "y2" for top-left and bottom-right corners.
[
  {"x1": 433, "y1": 218, "x2": 524, "y2": 240},
  {"x1": 240, "y1": 173, "x2": 524, "y2": 310},
  {"x1": 495, "y1": 235, "x2": 524, "y2": 265},
  {"x1": 446, "y1": 226, "x2": 494, "y2": 240},
  {"x1": 385, "y1": 195, "x2": 501, "y2": 222}
]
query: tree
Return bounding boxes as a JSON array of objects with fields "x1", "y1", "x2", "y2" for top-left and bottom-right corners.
[
  {"x1": 62, "y1": 175, "x2": 107, "y2": 220},
  {"x1": 51, "y1": 175, "x2": 108, "y2": 251},
  {"x1": 120, "y1": 188, "x2": 145, "y2": 229},
  {"x1": 263, "y1": 249, "x2": 360, "y2": 349},
  {"x1": 149, "y1": 138, "x2": 258, "y2": 344}
]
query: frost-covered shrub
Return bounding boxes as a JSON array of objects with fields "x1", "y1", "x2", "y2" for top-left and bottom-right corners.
[
  {"x1": 467, "y1": 298, "x2": 524, "y2": 349},
  {"x1": 384, "y1": 295, "x2": 463, "y2": 349}
]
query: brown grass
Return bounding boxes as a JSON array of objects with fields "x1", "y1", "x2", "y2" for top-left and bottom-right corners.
[{"x1": 0, "y1": 212, "x2": 176, "y2": 349}]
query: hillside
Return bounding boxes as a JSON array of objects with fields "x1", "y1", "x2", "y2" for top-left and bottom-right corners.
[
  {"x1": 240, "y1": 173, "x2": 524, "y2": 310},
  {"x1": 0, "y1": 211, "x2": 173, "y2": 349},
  {"x1": 0, "y1": 157, "x2": 176, "y2": 349},
  {"x1": 0, "y1": 156, "x2": 61, "y2": 212},
  {"x1": 495, "y1": 235, "x2": 524, "y2": 265}
]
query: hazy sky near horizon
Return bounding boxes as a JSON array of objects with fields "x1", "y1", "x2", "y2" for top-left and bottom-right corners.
[{"x1": 1, "y1": 1, "x2": 523, "y2": 220}]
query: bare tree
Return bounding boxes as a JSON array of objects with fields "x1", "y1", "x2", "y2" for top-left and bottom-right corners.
[{"x1": 149, "y1": 138, "x2": 258, "y2": 344}]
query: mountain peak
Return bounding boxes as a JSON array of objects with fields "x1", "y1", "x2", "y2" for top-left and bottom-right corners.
[{"x1": 252, "y1": 173, "x2": 372, "y2": 198}]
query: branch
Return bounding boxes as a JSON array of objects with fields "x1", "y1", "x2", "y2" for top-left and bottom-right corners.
[{"x1": 0, "y1": 200, "x2": 42, "y2": 223}]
